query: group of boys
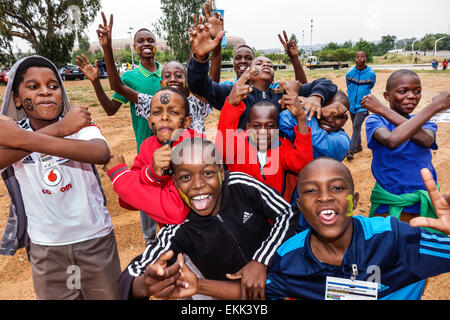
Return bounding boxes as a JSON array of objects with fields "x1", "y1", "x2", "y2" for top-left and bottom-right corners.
[{"x1": 0, "y1": 1, "x2": 449, "y2": 301}]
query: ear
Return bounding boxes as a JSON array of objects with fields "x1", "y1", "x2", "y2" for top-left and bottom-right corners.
[
  {"x1": 296, "y1": 197, "x2": 302, "y2": 211},
  {"x1": 14, "y1": 95, "x2": 22, "y2": 109},
  {"x1": 182, "y1": 116, "x2": 192, "y2": 129},
  {"x1": 246, "y1": 122, "x2": 250, "y2": 130},
  {"x1": 352, "y1": 192, "x2": 359, "y2": 210},
  {"x1": 383, "y1": 91, "x2": 390, "y2": 102}
]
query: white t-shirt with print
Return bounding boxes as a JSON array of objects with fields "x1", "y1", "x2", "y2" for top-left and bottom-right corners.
[{"x1": 5, "y1": 119, "x2": 114, "y2": 246}]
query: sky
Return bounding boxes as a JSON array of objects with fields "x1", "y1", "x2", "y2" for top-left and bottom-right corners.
[{"x1": 13, "y1": 0, "x2": 450, "y2": 52}]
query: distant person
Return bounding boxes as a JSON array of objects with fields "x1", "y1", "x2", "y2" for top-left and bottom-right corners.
[
  {"x1": 443, "y1": 59, "x2": 448, "y2": 71},
  {"x1": 414, "y1": 55, "x2": 418, "y2": 64},
  {"x1": 345, "y1": 50, "x2": 376, "y2": 161}
]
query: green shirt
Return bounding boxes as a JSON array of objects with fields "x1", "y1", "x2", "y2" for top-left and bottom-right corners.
[{"x1": 112, "y1": 62, "x2": 162, "y2": 152}]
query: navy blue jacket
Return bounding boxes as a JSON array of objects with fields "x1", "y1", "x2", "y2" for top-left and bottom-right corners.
[{"x1": 187, "y1": 57, "x2": 338, "y2": 130}]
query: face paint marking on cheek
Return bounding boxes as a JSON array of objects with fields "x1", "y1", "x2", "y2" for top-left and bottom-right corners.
[
  {"x1": 23, "y1": 98, "x2": 34, "y2": 112},
  {"x1": 153, "y1": 46, "x2": 157, "y2": 55},
  {"x1": 346, "y1": 195, "x2": 354, "y2": 217},
  {"x1": 160, "y1": 93, "x2": 170, "y2": 105}
]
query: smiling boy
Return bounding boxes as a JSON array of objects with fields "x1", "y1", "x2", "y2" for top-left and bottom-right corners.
[{"x1": 118, "y1": 138, "x2": 298, "y2": 300}]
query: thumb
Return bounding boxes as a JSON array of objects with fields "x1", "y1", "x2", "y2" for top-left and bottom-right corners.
[
  {"x1": 213, "y1": 31, "x2": 225, "y2": 46},
  {"x1": 226, "y1": 270, "x2": 243, "y2": 280}
]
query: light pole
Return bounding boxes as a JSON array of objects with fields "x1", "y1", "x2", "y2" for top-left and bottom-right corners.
[
  {"x1": 128, "y1": 27, "x2": 134, "y2": 69},
  {"x1": 412, "y1": 39, "x2": 419, "y2": 54},
  {"x1": 310, "y1": 19, "x2": 313, "y2": 57},
  {"x1": 434, "y1": 36, "x2": 447, "y2": 56}
]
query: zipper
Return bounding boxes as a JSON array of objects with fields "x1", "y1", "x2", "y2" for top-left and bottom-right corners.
[
  {"x1": 262, "y1": 91, "x2": 267, "y2": 100},
  {"x1": 216, "y1": 214, "x2": 248, "y2": 264}
]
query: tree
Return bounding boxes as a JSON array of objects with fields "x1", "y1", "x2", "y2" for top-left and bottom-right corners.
[
  {"x1": 354, "y1": 38, "x2": 374, "y2": 62},
  {"x1": 154, "y1": 0, "x2": 216, "y2": 63},
  {"x1": 0, "y1": 0, "x2": 101, "y2": 66},
  {"x1": 374, "y1": 35, "x2": 396, "y2": 56}
]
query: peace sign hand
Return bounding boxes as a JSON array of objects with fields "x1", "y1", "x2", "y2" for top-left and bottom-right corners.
[
  {"x1": 278, "y1": 30, "x2": 299, "y2": 58},
  {"x1": 228, "y1": 67, "x2": 254, "y2": 106},
  {"x1": 96, "y1": 12, "x2": 113, "y2": 48}
]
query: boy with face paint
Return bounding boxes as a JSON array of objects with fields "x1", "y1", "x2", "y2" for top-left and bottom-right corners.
[
  {"x1": 0, "y1": 56, "x2": 121, "y2": 299},
  {"x1": 80, "y1": 13, "x2": 214, "y2": 134},
  {"x1": 116, "y1": 138, "x2": 298, "y2": 300},
  {"x1": 215, "y1": 69, "x2": 313, "y2": 195},
  {"x1": 156, "y1": 159, "x2": 450, "y2": 300},
  {"x1": 187, "y1": 19, "x2": 338, "y2": 130},
  {"x1": 103, "y1": 87, "x2": 204, "y2": 226}
]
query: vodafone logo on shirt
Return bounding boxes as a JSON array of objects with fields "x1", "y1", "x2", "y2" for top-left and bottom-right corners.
[{"x1": 43, "y1": 168, "x2": 62, "y2": 187}]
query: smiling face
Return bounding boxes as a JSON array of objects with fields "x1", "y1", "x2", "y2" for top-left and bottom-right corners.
[
  {"x1": 297, "y1": 158, "x2": 358, "y2": 241},
  {"x1": 161, "y1": 62, "x2": 189, "y2": 97},
  {"x1": 250, "y1": 56, "x2": 275, "y2": 84},
  {"x1": 173, "y1": 142, "x2": 224, "y2": 217},
  {"x1": 233, "y1": 47, "x2": 255, "y2": 79},
  {"x1": 384, "y1": 73, "x2": 422, "y2": 117},
  {"x1": 247, "y1": 104, "x2": 279, "y2": 152},
  {"x1": 148, "y1": 90, "x2": 191, "y2": 143},
  {"x1": 134, "y1": 30, "x2": 157, "y2": 59},
  {"x1": 13, "y1": 66, "x2": 63, "y2": 128}
]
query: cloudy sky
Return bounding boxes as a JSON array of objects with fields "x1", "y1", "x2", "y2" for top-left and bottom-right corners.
[
  {"x1": 83, "y1": 0, "x2": 449, "y2": 50},
  {"x1": 12, "y1": 0, "x2": 450, "y2": 52}
]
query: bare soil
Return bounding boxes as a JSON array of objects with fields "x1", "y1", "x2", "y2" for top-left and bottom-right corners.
[{"x1": 0, "y1": 70, "x2": 448, "y2": 300}]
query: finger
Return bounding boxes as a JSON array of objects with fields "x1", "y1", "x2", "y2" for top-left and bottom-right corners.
[
  {"x1": 95, "y1": 60, "x2": 99, "y2": 69},
  {"x1": 202, "y1": 2, "x2": 209, "y2": 18},
  {"x1": 193, "y1": 14, "x2": 198, "y2": 26},
  {"x1": 226, "y1": 273, "x2": 243, "y2": 280},
  {"x1": 278, "y1": 33, "x2": 286, "y2": 47},
  {"x1": 421, "y1": 168, "x2": 443, "y2": 208},
  {"x1": 283, "y1": 30, "x2": 289, "y2": 42},
  {"x1": 238, "y1": 67, "x2": 253, "y2": 85},
  {"x1": 409, "y1": 216, "x2": 444, "y2": 231},
  {"x1": 208, "y1": 0, "x2": 213, "y2": 15},
  {"x1": 101, "y1": 12, "x2": 107, "y2": 27},
  {"x1": 241, "y1": 284, "x2": 248, "y2": 300},
  {"x1": 156, "y1": 250, "x2": 174, "y2": 267},
  {"x1": 109, "y1": 14, "x2": 113, "y2": 28}
]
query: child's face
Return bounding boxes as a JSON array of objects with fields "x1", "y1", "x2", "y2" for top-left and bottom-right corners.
[
  {"x1": 148, "y1": 91, "x2": 191, "y2": 143},
  {"x1": 250, "y1": 57, "x2": 275, "y2": 84},
  {"x1": 173, "y1": 148, "x2": 224, "y2": 217},
  {"x1": 161, "y1": 63, "x2": 189, "y2": 96},
  {"x1": 13, "y1": 67, "x2": 63, "y2": 123},
  {"x1": 233, "y1": 47, "x2": 254, "y2": 79},
  {"x1": 246, "y1": 106, "x2": 278, "y2": 152},
  {"x1": 355, "y1": 52, "x2": 367, "y2": 68},
  {"x1": 384, "y1": 75, "x2": 422, "y2": 116},
  {"x1": 134, "y1": 31, "x2": 157, "y2": 59},
  {"x1": 296, "y1": 159, "x2": 358, "y2": 240}
]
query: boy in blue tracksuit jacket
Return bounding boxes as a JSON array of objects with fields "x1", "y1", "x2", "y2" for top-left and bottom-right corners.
[{"x1": 346, "y1": 51, "x2": 376, "y2": 160}]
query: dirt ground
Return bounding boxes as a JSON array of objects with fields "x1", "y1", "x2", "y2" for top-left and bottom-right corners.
[{"x1": 0, "y1": 70, "x2": 449, "y2": 300}]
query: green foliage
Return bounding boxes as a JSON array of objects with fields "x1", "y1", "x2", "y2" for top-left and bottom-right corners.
[
  {"x1": 0, "y1": 0, "x2": 101, "y2": 66},
  {"x1": 354, "y1": 38, "x2": 375, "y2": 62},
  {"x1": 154, "y1": 0, "x2": 216, "y2": 63},
  {"x1": 221, "y1": 44, "x2": 235, "y2": 62},
  {"x1": 374, "y1": 35, "x2": 396, "y2": 56}
]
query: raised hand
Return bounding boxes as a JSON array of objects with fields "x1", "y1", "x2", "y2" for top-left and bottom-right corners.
[
  {"x1": 76, "y1": 54, "x2": 99, "y2": 82},
  {"x1": 278, "y1": 30, "x2": 299, "y2": 58},
  {"x1": 361, "y1": 94, "x2": 386, "y2": 114},
  {"x1": 96, "y1": 12, "x2": 113, "y2": 48},
  {"x1": 431, "y1": 91, "x2": 450, "y2": 111},
  {"x1": 168, "y1": 254, "x2": 199, "y2": 299},
  {"x1": 226, "y1": 261, "x2": 267, "y2": 300},
  {"x1": 278, "y1": 79, "x2": 302, "y2": 95},
  {"x1": 152, "y1": 144, "x2": 173, "y2": 177},
  {"x1": 189, "y1": 22, "x2": 224, "y2": 59},
  {"x1": 228, "y1": 67, "x2": 254, "y2": 106},
  {"x1": 201, "y1": 0, "x2": 223, "y2": 39},
  {"x1": 409, "y1": 168, "x2": 450, "y2": 235}
]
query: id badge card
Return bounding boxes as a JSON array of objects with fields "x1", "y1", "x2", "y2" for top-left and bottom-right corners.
[
  {"x1": 40, "y1": 154, "x2": 70, "y2": 169},
  {"x1": 430, "y1": 110, "x2": 450, "y2": 123},
  {"x1": 325, "y1": 276, "x2": 378, "y2": 300}
]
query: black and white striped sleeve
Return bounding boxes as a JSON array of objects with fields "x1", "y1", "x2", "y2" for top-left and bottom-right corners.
[
  {"x1": 227, "y1": 172, "x2": 298, "y2": 267},
  {"x1": 118, "y1": 222, "x2": 186, "y2": 299}
]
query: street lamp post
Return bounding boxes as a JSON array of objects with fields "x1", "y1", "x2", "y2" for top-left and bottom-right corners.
[
  {"x1": 310, "y1": 19, "x2": 313, "y2": 57},
  {"x1": 128, "y1": 27, "x2": 134, "y2": 69},
  {"x1": 411, "y1": 39, "x2": 419, "y2": 54},
  {"x1": 434, "y1": 36, "x2": 447, "y2": 56}
]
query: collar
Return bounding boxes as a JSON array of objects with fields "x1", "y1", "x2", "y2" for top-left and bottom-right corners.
[{"x1": 138, "y1": 61, "x2": 161, "y2": 78}]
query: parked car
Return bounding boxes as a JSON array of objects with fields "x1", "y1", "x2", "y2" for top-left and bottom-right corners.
[
  {"x1": 0, "y1": 68, "x2": 9, "y2": 84},
  {"x1": 59, "y1": 64, "x2": 85, "y2": 81}
]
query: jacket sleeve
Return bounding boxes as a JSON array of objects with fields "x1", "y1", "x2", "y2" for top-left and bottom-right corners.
[
  {"x1": 394, "y1": 218, "x2": 450, "y2": 280},
  {"x1": 215, "y1": 98, "x2": 245, "y2": 164},
  {"x1": 299, "y1": 77, "x2": 337, "y2": 105},
  {"x1": 309, "y1": 118, "x2": 351, "y2": 161},
  {"x1": 118, "y1": 224, "x2": 184, "y2": 299},
  {"x1": 279, "y1": 110, "x2": 297, "y2": 143},
  {"x1": 187, "y1": 57, "x2": 233, "y2": 110},
  {"x1": 280, "y1": 126, "x2": 313, "y2": 174},
  {"x1": 244, "y1": 176, "x2": 298, "y2": 266},
  {"x1": 108, "y1": 164, "x2": 189, "y2": 225}
]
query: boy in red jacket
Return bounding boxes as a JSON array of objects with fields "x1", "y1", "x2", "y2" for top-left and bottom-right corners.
[
  {"x1": 104, "y1": 87, "x2": 203, "y2": 226},
  {"x1": 215, "y1": 67, "x2": 313, "y2": 195}
]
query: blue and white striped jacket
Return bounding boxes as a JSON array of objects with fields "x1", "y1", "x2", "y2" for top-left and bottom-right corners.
[{"x1": 346, "y1": 66, "x2": 376, "y2": 114}]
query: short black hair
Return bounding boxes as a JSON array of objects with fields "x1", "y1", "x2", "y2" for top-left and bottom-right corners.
[
  {"x1": 235, "y1": 45, "x2": 255, "y2": 56},
  {"x1": 162, "y1": 61, "x2": 187, "y2": 77},
  {"x1": 150, "y1": 86, "x2": 190, "y2": 116},
  {"x1": 355, "y1": 50, "x2": 367, "y2": 57},
  {"x1": 386, "y1": 69, "x2": 420, "y2": 92},
  {"x1": 333, "y1": 90, "x2": 350, "y2": 109},
  {"x1": 249, "y1": 101, "x2": 279, "y2": 123},
  {"x1": 12, "y1": 57, "x2": 61, "y2": 95},
  {"x1": 172, "y1": 137, "x2": 222, "y2": 167}
]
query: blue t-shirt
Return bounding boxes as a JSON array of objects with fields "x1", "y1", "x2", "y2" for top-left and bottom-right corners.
[{"x1": 365, "y1": 113, "x2": 438, "y2": 214}]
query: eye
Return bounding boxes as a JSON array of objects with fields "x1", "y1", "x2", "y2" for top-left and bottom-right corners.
[
  {"x1": 152, "y1": 110, "x2": 161, "y2": 115},
  {"x1": 302, "y1": 188, "x2": 316, "y2": 194},
  {"x1": 203, "y1": 170, "x2": 214, "y2": 177},
  {"x1": 179, "y1": 174, "x2": 191, "y2": 181},
  {"x1": 331, "y1": 185, "x2": 346, "y2": 192}
]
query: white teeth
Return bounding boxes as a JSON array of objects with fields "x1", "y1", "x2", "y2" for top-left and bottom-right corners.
[
  {"x1": 320, "y1": 210, "x2": 336, "y2": 216},
  {"x1": 192, "y1": 194, "x2": 210, "y2": 201}
]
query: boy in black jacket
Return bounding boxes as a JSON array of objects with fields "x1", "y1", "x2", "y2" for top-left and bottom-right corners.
[{"x1": 118, "y1": 138, "x2": 298, "y2": 300}]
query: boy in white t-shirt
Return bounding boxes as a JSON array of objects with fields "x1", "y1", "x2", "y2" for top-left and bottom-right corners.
[{"x1": 0, "y1": 56, "x2": 121, "y2": 300}]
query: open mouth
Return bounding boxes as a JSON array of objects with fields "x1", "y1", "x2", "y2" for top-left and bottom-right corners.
[
  {"x1": 142, "y1": 48, "x2": 154, "y2": 54},
  {"x1": 318, "y1": 209, "x2": 338, "y2": 225},
  {"x1": 190, "y1": 194, "x2": 213, "y2": 211}
]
